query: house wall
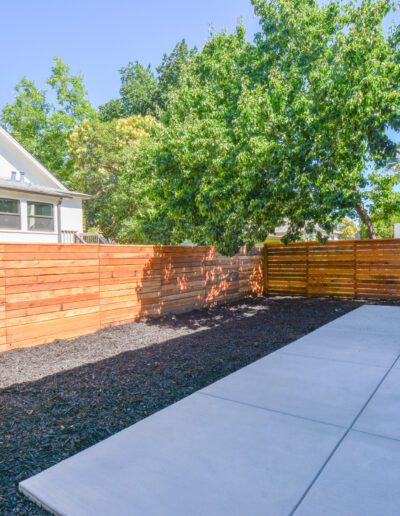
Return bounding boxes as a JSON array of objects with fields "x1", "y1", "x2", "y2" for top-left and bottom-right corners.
[
  {"x1": 0, "y1": 130, "x2": 85, "y2": 242},
  {"x1": 0, "y1": 190, "x2": 83, "y2": 243},
  {"x1": 60, "y1": 198, "x2": 83, "y2": 232}
]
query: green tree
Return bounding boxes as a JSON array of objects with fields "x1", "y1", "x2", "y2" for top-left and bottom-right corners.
[
  {"x1": 337, "y1": 218, "x2": 359, "y2": 240},
  {"x1": 156, "y1": 40, "x2": 197, "y2": 109},
  {"x1": 1, "y1": 58, "x2": 94, "y2": 183},
  {"x1": 99, "y1": 62, "x2": 158, "y2": 120},
  {"x1": 364, "y1": 157, "x2": 400, "y2": 237},
  {"x1": 69, "y1": 115, "x2": 157, "y2": 238},
  {"x1": 98, "y1": 98, "x2": 125, "y2": 122},
  {"x1": 249, "y1": 0, "x2": 400, "y2": 240},
  {"x1": 0, "y1": 79, "x2": 50, "y2": 159},
  {"x1": 99, "y1": 41, "x2": 196, "y2": 121},
  {"x1": 131, "y1": 0, "x2": 399, "y2": 254}
]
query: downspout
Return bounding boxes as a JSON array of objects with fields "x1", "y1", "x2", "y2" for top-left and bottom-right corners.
[{"x1": 57, "y1": 199, "x2": 62, "y2": 243}]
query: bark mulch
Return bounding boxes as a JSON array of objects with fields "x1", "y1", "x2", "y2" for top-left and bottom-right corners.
[{"x1": 0, "y1": 296, "x2": 382, "y2": 514}]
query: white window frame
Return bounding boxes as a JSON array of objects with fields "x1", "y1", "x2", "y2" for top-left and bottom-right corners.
[
  {"x1": 27, "y1": 201, "x2": 55, "y2": 233},
  {"x1": 0, "y1": 197, "x2": 21, "y2": 230}
]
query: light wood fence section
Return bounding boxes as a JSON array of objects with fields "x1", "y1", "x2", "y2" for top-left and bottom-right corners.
[
  {"x1": 0, "y1": 244, "x2": 263, "y2": 352},
  {"x1": 264, "y1": 239, "x2": 400, "y2": 299}
]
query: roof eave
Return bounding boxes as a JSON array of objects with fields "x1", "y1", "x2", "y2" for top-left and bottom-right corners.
[
  {"x1": 0, "y1": 183, "x2": 93, "y2": 200},
  {"x1": 66, "y1": 191, "x2": 93, "y2": 200}
]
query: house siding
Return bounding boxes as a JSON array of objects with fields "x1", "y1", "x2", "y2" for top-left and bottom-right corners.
[
  {"x1": 0, "y1": 190, "x2": 84, "y2": 243},
  {"x1": 0, "y1": 128, "x2": 86, "y2": 242}
]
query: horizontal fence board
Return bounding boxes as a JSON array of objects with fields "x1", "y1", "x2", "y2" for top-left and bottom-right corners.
[
  {"x1": 0, "y1": 243, "x2": 263, "y2": 351},
  {"x1": 265, "y1": 239, "x2": 400, "y2": 300}
]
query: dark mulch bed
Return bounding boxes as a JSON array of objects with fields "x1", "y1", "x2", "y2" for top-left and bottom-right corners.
[{"x1": 1, "y1": 296, "x2": 389, "y2": 514}]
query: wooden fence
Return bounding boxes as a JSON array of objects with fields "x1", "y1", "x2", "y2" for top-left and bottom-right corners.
[
  {"x1": 0, "y1": 244, "x2": 263, "y2": 352},
  {"x1": 3, "y1": 238, "x2": 397, "y2": 352},
  {"x1": 264, "y1": 239, "x2": 400, "y2": 299}
]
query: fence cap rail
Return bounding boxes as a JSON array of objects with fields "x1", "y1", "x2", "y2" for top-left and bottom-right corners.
[{"x1": 265, "y1": 238, "x2": 400, "y2": 247}]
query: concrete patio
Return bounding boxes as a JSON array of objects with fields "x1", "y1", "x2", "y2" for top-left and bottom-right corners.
[{"x1": 20, "y1": 305, "x2": 400, "y2": 515}]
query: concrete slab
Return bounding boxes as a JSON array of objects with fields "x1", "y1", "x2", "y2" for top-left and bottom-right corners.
[
  {"x1": 326, "y1": 305, "x2": 400, "y2": 335},
  {"x1": 202, "y1": 352, "x2": 385, "y2": 427},
  {"x1": 354, "y1": 367, "x2": 400, "y2": 440},
  {"x1": 280, "y1": 326, "x2": 400, "y2": 367},
  {"x1": 19, "y1": 305, "x2": 400, "y2": 515},
  {"x1": 19, "y1": 393, "x2": 345, "y2": 516},
  {"x1": 294, "y1": 430, "x2": 400, "y2": 516}
]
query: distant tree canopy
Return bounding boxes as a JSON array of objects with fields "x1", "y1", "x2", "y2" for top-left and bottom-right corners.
[
  {"x1": 98, "y1": 40, "x2": 196, "y2": 121},
  {"x1": 1, "y1": 58, "x2": 95, "y2": 184},
  {"x1": 1, "y1": 1, "x2": 399, "y2": 254},
  {"x1": 69, "y1": 115, "x2": 158, "y2": 238},
  {"x1": 337, "y1": 218, "x2": 359, "y2": 240}
]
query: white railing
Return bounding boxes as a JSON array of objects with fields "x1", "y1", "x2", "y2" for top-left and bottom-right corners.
[{"x1": 61, "y1": 231, "x2": 109, "y2": 244}]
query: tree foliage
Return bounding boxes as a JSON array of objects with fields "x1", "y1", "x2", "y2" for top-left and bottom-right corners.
[
  {"x1": 1, "y1": 58, "x2": 94, "y2": 183},
  {"x1": 69, "y1": 115, "x2": 158, "y2": 237},
  {"x1": 364, "y1": 157, "x2": 400, "y2": 237},
  {"x1": 124, "y1": 0, "x2": 399, "y2": 254},
  {"x1": 337, "y1": 218, "x2": 359, "y2": 240},
  {"x1": 1, "y1": 2, "x2": 399, "y2": 253},
  {"x1": 98, "y1": 40, "x2": 196, "y2": 120},
  {"x1": 156, "y1": 40, "x2": 197, "y2": 109}
]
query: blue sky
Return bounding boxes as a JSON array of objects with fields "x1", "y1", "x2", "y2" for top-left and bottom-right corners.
[
  {"x1": 0, "y1": 0, "x2": 259, "y2": 108},
  {"x1": 0, "y1": 0, "x2": 398, "y2": 117}
]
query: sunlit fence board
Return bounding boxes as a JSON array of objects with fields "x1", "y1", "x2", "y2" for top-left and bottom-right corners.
[
  {"x1": 355, "y1": 239, "x2": 400, "y2": 299},
  {"x1": 264, "y1": 239, "x2": 400, "y2": 300},
  {"x1": 3, "y1": 244, "x2": 101, "y2": 349}
]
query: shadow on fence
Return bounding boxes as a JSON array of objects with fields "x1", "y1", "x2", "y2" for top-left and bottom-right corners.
[
  {"x1": 98, "y1": 244, "x2": 264, "y2": 328},
  {"x1": 0, "y1": 244, "x2": 264, "y2": 352}
]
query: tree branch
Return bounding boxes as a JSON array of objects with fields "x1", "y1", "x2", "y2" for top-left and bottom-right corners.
[{"x1": 355, "y1": 202, "x2": 376, "y2": 239}]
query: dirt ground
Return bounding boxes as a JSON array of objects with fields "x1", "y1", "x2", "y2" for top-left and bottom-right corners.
[{"x1": 0, "y1": 296, "x2": 380, "y2": 514}]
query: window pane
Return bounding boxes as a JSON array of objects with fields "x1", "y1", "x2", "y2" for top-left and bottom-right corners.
[
  {"x1": 0, "y1": 198, "x2": 19, "y2": 214},
  {"x1": 28, "y1": 202, "x2": 53, "y2": 217},
  {"x1": 28, "y1": 216, "x2": 54, "y2": 231},
  {"x1": 0, "y1": 213, "x2": 20, "y2": 229}
]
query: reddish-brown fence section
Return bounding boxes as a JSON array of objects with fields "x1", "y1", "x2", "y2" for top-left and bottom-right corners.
[
  {"x1": 264, "y1": 239, "x2": 400, "y2": 299},
  {"x1": 0, "y1": 243, "x2": 263, "y2": 352}
]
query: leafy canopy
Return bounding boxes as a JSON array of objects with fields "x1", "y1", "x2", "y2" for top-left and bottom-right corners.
[
  {"x1": 98, "y1": 40, "x2": 196, "y2": 121},
  {"x1": 1, "y1": 57, "x2": 94, "y2": 184},
  {"x1": 126, "y1": 0, "x2": 400, "y2": 254},
  {"x1": 2, "y1": 2, "x2": 398, "y2": 253},
  {"x1": 69, "y1": 115, "x2": 158, "y2": 238}
]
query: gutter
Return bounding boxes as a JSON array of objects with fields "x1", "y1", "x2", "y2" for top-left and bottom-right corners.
[{"x1": 0, "y1": 182, "x2": 92, "y2": 200}]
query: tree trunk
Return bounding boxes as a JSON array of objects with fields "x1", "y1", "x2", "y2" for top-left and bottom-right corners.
[{"x1": 355, "y1": 202, "x2": 376, "y2": 239}]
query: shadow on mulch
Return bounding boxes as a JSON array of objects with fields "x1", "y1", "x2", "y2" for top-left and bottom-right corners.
[{"x1": 1, "y1": 296, "x2": 391, "y2": 514}]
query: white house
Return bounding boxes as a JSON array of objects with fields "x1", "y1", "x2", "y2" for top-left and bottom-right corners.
[{"x1": 0, "y1": 126, "x2": 90, "y2": 243}]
